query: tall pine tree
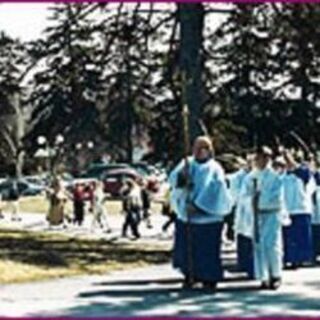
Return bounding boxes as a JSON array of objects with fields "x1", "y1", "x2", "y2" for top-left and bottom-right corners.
[{"x1": 29, "y1": 3, "x2": 104, "y2": 148}]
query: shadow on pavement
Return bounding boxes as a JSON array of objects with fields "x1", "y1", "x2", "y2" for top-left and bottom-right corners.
[
  {"x1": 51, "y1": 282, "x2": 320, "y2": 317},
  {"x1": 79, "y1": 282, "x2": 260, "y2": 300},
  {"x1": 93, "y1": 273, "x2": 251, "y2": 287},
  {"x1": 93, "y1": 278, "x2": 183, "y2": 286}
]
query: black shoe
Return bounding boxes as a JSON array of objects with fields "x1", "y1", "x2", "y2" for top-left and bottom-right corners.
[
  {"x1": 131, "y1": 234, "x2": 141, "y2": 240},
  {"x1": 270, "y1": 278, "x2": 281, "y2": 290},
  {"x1": 285, "y1": 263, "x2": 298, "y2": 270},
  {"x1": 202, "y1": 281, "x2": 217, "y2": 292},
  {"x1": 260, "y1": 281, "x2": 270, "y2": 290},
  {"x1": 182, "y1": 277, "x2": 194, "y2": 289}
]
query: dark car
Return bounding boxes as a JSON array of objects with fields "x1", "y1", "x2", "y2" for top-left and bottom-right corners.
[
  {"x1": 102, "y1": 168, "x2": 160, "y2": 197},
  {"x1": 101, "y1": 168, "x2": 142, "y2": 197},
  {"x1": 0, "y1": 179, "x2": 45, "y2": 199},
  {"x1": 130, "y1": 163, "x2": 162, "y2": 191},
  {"x1": 67, "y1": 178, "x2": 97, "y2": 201},
  {"x1": 82, "y1": 163, "x2": 130, "y2": 179},
  {"x1": 130, "y1": 162, "x2": 158, "y2": 176}
]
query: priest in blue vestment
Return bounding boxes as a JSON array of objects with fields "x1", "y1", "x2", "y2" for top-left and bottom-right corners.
[{"x1": 169, "y1": 136, "x2": 231, "y2": 291}]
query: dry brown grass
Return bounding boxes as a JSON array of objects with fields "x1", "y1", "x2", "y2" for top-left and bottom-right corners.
[
  {"x1": 18, "y1": 196, "x2": 50, "y2": 214},
  {"x1": 0, "y1": 229, "x2": 170, "y2": 284},
  {"x1": 14, "y1": 196, "x2": 161, "y2": 216}
]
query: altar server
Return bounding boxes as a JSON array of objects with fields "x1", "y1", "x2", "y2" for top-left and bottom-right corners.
[{"x1": 240, "y1": 146, "x2": 284, "y2": 290}]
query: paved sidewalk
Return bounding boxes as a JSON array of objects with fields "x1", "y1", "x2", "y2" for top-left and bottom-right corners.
[
  {"x1": 1, "y1": 262, "x2": 320, "y2": 317},
  {"x1": 0, "y1": 210, "x2": 175, "y2": 245}
]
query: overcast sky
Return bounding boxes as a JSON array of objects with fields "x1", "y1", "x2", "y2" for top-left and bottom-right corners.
[
  {"x1": 0, "y1": 3, "x2": 50, "y2": 41},
  {"x1": 0, "y1": 3, "x2": 230, "y2": 42}
]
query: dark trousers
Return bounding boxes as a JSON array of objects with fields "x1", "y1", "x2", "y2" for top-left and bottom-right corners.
[
  {"x1": 74, "y1": 201, "x2": 85, "y2": 225},
  {"x1": 142, "y1": 208, "x2": 150, "y2": 220},
  {"x1": 224, "y1": 206, "x2": 235, "y2": 241},
  {"x1": 312, "y1": 225, "x2": 320, "y2": 262},
  {"x1": 237, "y1": 234, "x2": 254, "y2": 278},
  {"x1": 162, "y1": 213, "x2": 177, "y2": 232},
  {"x1": 122, "y1": 209, "x2": 141, "y2": 238},
  {"x1": 283, "y1": 214, "x2": 313, "y2": 265}
]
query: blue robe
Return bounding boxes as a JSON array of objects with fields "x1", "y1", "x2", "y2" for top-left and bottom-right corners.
[
  {"x1": 312, "y1": 171, "x2": 320, "y2": 260},
  {"x1": 283, "y1": 165, "x2": 315, "y2": 265},
  {"x1": 169, "y1": 156, "x2": 231, "y2": 282}
]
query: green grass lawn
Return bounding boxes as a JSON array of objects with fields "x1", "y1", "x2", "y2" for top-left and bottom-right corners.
[
  {"x1": 17, "y1": 196, "x2": 122, "y2": 215},
  {"x1": 0, "y1": 197, "x2": 166, "y2": 284},
  {"x1": 0, "y1": 229, "x2": 171, "y2": 284},
  {"x1": 16, "y1": 196, "x2": 161, "y2": 216}
]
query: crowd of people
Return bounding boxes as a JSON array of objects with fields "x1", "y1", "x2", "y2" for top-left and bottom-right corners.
[
  {"x1": 0, "y1": 173, "x2": 157, "y2": 239},
  {"x1": 2, "y1": 134, "x2": 320, "y2": 294},
  {"x1": 43, "y1": 176, "x2": 155, "y2": 237},
  {"x1": 169, "y1": 135, "x2": 320, "y2": 292}
]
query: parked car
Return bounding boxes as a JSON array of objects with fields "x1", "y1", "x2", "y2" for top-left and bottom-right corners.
[
  {"x1": 82, "y1": 163, "x2": 130, "y2": 179},
  {"x1": 24, "y1": 175, "x2": 47, "y2": 187},
  {"x1": 66, "y1": 178, "x2": 97, "y2": 201},
  {"x1": 0, "y1": 179, "x2": 45, "y2": 199},
  {"x1": 101, "y1": 168, "x2": 160, "y2": 197},
  {"x1": 101, "y1": 168, "x2": 141, "y2": 197},
  {"x1": 130, "y1": 162, "x2": 156, "y2": 176},
  {"x1": 130, "y1": 162, "x2": 164, "y2": 190},
  {"x1": 59, "y1": 172, "x2": 75, "y2": 189}
]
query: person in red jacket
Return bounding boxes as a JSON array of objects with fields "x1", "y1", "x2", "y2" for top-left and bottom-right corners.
[{"x1": 73, "y1": 183, "x2": 86, "y2": 226}]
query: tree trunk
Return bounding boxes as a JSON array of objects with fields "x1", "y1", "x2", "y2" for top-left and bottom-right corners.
[
  {"x1": 125, "y1": 30, "x2": 133, "y2": 163},
  {"x1": 178, "y1": 3, "x2": 205, "y2": 144},
  {"x1": 11, "y1": 93, "x2": 25, "y2": 178}
]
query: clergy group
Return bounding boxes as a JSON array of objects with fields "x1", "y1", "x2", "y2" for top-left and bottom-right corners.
[{"x1": 169, "y1": 136, "x2": 320, "y2": 292}]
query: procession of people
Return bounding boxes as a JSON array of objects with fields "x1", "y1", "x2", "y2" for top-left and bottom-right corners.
[
  {"x1": 169, "y1": 135, "x2": 320, "y2": 292},
  {"x1": 2, "y1": 132, "x2": 320, "y2": 295}
]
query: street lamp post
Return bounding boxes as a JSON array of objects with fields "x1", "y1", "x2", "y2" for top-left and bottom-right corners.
[
  {"x1": 37, "y1": 135, "x2": 50, "y2": 173},
  {"x1": 37, "y1": 134, "x2": 65, "y2": 182},
  {"x1": 73, "y1": 141, "x2": 94, "y2": 177},
  {"x1": 55, "y1": 134, "x2": 64, "y2": 146},
  {"x1": 53, "y1": 134, "x2": 65, "y2": 178}
]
